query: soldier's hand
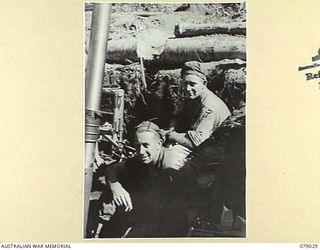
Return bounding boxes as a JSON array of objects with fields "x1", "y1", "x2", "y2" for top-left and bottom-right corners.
[{"x1": 109, "y1": 182, "x2": 133, "y2": 212}]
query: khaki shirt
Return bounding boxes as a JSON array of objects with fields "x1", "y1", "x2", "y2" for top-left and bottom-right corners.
[
  {"x1": 172, "y1": 88, "x2": 231, "y2": 147},
  {"x1": 159, "y1": 144, "x2": 191, "y2": 170}
]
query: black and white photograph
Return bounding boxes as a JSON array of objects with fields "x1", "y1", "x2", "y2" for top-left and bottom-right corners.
[
  {"x1": 3, "y1": 0, "x2": 320, "y2": 245},
  {"x1": 84, "y1": 2, "x2": 246, "y2": 238}
]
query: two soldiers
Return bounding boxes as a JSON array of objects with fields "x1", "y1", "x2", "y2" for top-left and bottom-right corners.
[{"x1": 100, "y1": 61, "x2": 231, "y2": 237}]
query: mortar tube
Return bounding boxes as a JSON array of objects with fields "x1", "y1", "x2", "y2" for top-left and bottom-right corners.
[{"x1": 84, "y1": 3, "x2": 112, "y2": 238}]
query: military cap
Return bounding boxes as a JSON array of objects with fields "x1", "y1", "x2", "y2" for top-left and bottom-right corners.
[
  {"x1": 134, "y1": 121, "x2": 160, "y2": 135},
  {"x1": 181, "y1": 61, "x2": 206, "y2": 81}
]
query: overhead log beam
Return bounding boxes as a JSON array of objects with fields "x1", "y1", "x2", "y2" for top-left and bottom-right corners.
[
  {"x1": 157, "y1": 36, "x2": 246, "y2": 66},
  {"x1": 106, "y1": 35, "x2": 246, "y2": 67},
  {"x1": 174, "y1": 22, "x2": 246, "y2": 37}
]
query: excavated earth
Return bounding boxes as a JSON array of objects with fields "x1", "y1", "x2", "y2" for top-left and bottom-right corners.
[{"x1": 85, "y1": 3, "x2": 246, "y2": 139}]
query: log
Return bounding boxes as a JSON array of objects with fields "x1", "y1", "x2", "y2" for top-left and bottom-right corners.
[
  {"x1": 131, "y1": 11, "x2": 162, "y2": 17},
  {"x1": 159, "y1": 36, "x2": 246, "y2": 66},
  {"x1": 106, "y1": 37, "x2": 138, "y2": 64},
  {"x1": 174, "y1": 22, "x2": 246, "y2": 37},
  {"x1": 106, "y1": 35, "x2": 246, "y2": 67}
]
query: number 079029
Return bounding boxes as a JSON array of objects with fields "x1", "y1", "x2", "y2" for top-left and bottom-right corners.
[{"x1": 299, "y1": 244, "x2": 318, "y2": 248}]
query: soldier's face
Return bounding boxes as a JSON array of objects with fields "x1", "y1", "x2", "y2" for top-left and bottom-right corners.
[
  {"x1": 134, "y1": 131, "x2": 162, "y2": 165},
  {"x1": 183, "y1": 75, "x2": 206, "y2": 99}
]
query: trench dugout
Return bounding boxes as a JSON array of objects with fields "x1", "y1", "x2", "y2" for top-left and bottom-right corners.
[
  {"x1": 85, "y1": 2, "x2": 246, "y2": 238},
  {"x1": 85, "y1": 66, "x2": 246, "y2": 238}
]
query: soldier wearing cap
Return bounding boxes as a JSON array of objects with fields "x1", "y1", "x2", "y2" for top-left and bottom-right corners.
[
  {"x1": 164, "y1": 61, "x2": 231, "y2": 149},
  {"x1": 100, "y1": 121, "x2": 191, "y2": 237},
  {"x1": 155, "y1": 61, "x2": 232, "y2": 227}
]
